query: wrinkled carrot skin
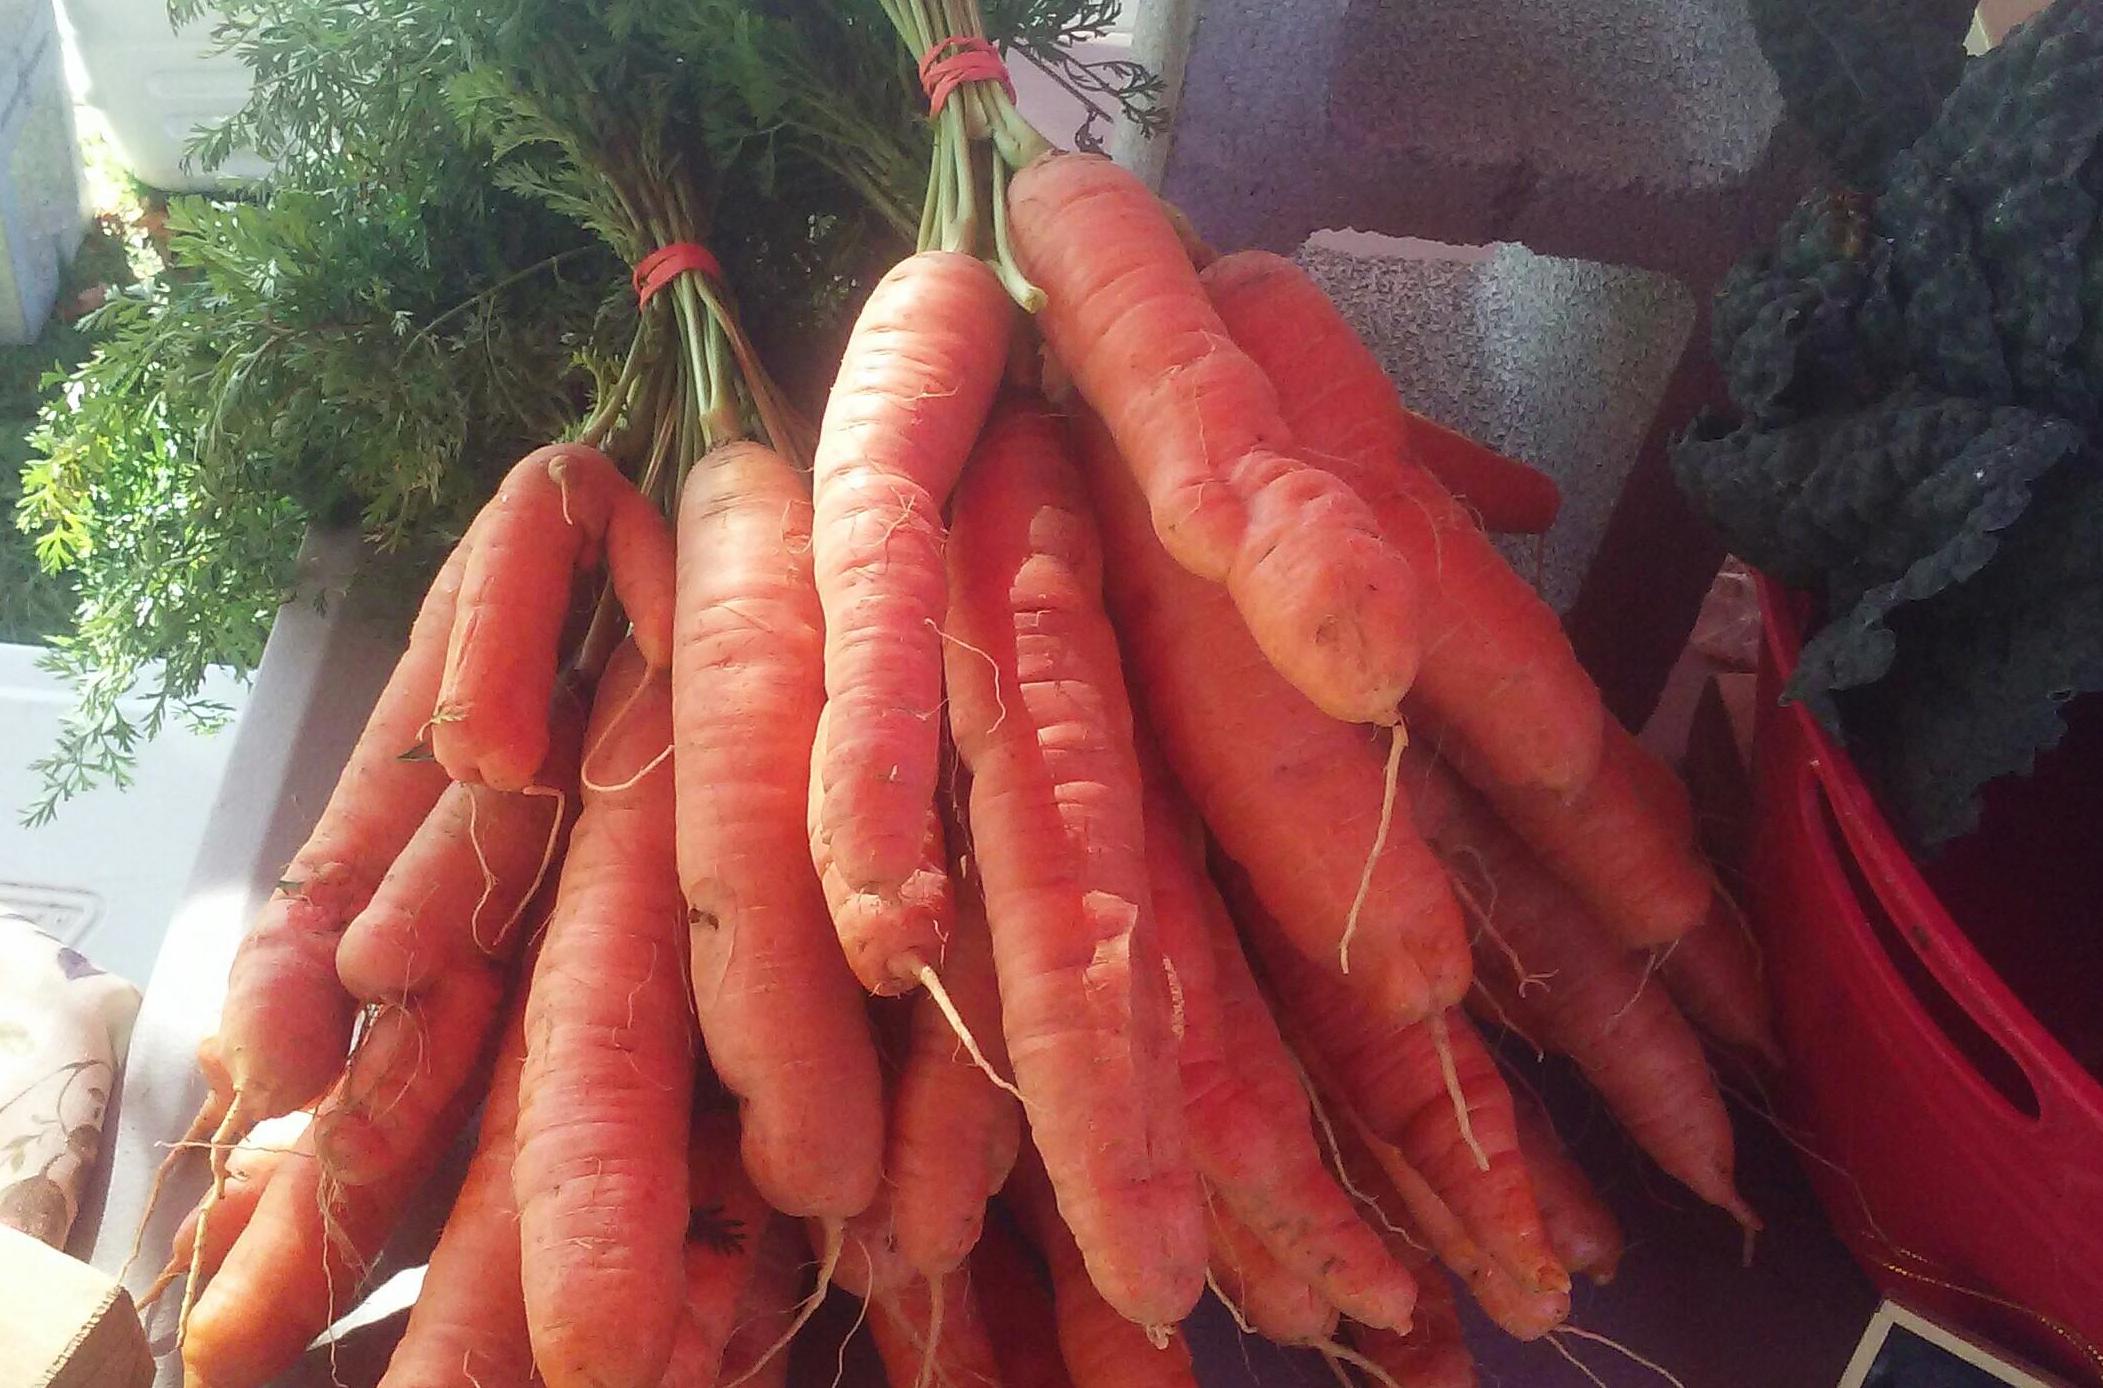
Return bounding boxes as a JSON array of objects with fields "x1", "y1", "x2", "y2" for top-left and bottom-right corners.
[
  {"x1": 1243, "y1": 891, "x2": 1563, "y2": 1300},
  {"x1": 513, "y1": 644, "x2": 695, "y2": 1388},
  {"x1": 1007, "y1": 1154, "x2": 1202, "y2": 1388},
  {"x1": 1011, "y1": 153, "x2": 1422, "y2": 727},
  {"x1": 972, "y1": 1211, "x2": 1079, "y2": 1388},
  {"x1": 200, "y1": 539, "x2": 469, "y2": 1138},
  {"x1": 1204, "y1": 1198, "x2": 1338, "y2": 1345},
  {"x1": 1140, "y1": 742, "x2": 1416, "y2": 1332},
  {"x1": 1399, "y1": 407, "x2": 1562, "y2": 536},
  {"x1": 377, "y1": 1000, "x2": 534, "y2": 1388},
  {"x1": 1201, "y1": 249, "x2": 1602, "y2": 796},
  {"x1": 1333, "y1": 1116, "x2": 1569, "y2": 1341},
  {"x1": 1510, "y1": 1093, "x2": 1624, "y2": 1286},
  {"x1": 807, "y1": 704, "x2": 958, "y2": 996},
  {"x1": 435, "y1": 443, "x2": 676, "y2": 791},
  {"x1": 144, "y1": 1142, "x2": 285, "y2": 1311},
  {"x1": 183, "y1": 1106, "x2": 462, "y2": 1388},
  {"x1": 869, "y1": 1274, "x2": 1004, "y2": 1388},
  {"x1": 313, "y1": 963, "x2": 508, "y2": 1186},
  {"x1": 1407, "y1": 749, "x2": 1758, "y2": 1229},
  {"x1": 1076, "y1": 411, "x2": 1467, "y2": 1024},
  {"x1": 888, "y1": 881, "x2": 1023, "y2": 1277},
  {"x1": 675, "y1": 441, "x2": 886, "y2": 1217},
  {"x1": 945, "y1": 401, "x2": 1205, "y2": 1327},
  {"x1": 811, "y1": 250, "x2": 1013, "y2": 904},
  {"x1": 1433, "y1": 716, "x2": 1712, "y2": 948},
  {"x1": 336, "y1": 694, "x2": 581, "y2": 1002}
]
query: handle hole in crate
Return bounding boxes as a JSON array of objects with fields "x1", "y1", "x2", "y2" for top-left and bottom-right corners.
[{"x1": 1815, "y1": 787, "x2": 2042, "y2": 1123}]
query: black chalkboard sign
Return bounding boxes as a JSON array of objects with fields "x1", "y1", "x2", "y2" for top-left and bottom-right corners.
[{"x1": 1838, "y1": 1302, "x2": 2067, "y2": 1388}]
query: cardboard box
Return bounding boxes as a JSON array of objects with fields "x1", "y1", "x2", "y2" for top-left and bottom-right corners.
[
  {"x1": 0, "y1": 1223, "x2": 154, "y2": 1388},
  {"x1": 0, "y1": 0, "x2": 87, "y2": 344}
]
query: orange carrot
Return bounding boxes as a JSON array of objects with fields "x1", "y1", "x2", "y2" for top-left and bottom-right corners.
[
  {"x1": 972, "y1": 1211, "x2": 1078, "y2": 1388},
  {"x1": 886, "y1": 878, "x2": 1023, "y2": 1278},
  {"x1": 1204, "y1": 1195, "x2": 1338, "y2": 1346},
  {"x1": 1140, "y1": 741, "x2": 1416, "y2": 1332},
  {"x1": 376, "y1": 998, "x2": 534, "y2": 1388},
  {"x1": 869, "y1": 1274, "x2": 1004, "y2": 1388},
  {"x1": 1006, "y1": 1153, "x2": 1202, "y2": 1388},
  {"x1": 1349, "y1": 1308, "x2": 1477, "y2": 1388},
  {"x1": 186, "y1": 537, "x2": 468, "y2": 1191},
  {"x1": 513, "y1": 643, "x2": 695, "y2": 1388},
  {"x1": 810, "y1": 250, "x2": 1012, "y2": 919},
  {"x1": 1397, "y1": 407, "x2": 1562, "y2": 536},
  {"x1": 1406, "y1": 748, "x2": 1758, "y2": 1230},
  {"x1": 658, "y1": 1104, "x2": 772, "y2": 1388},
  {"x1": 1010, "y1": 152, "x2": 1422, "y2": 727},
  {"x1": 944, "y1": 399, "x2": 1204, "y2": 1327},
  {"x1": 1331, "y1": 1114, "x2": 1568, "y2": 1342},
  {"x1": 1660, "y1": 893, "x2": 1782, "y2": 1063},
  {"x1": 1616, "y1": 723, "x2": 1699, "y2": 848},
  {"x1": 334, "y1": 694, "x2": 580, "y2": 1002},
  {"x1": 434, "y1": 442, "x2": 676, "y2": 791},
  {"x1": 716, "y1": 1215, "x2": 807, "y2": 1388},
  {"x1": 1431, "y1": 718, "x2": 1712, "y2": 948},
  {"x1": 140, "y1": 1141, "x2": 286, "y2": 1312},
  {"x1": 1075, "y1": 410, "x2": 1468, "y2": 1023},
  {"x1": 1200, "y1": 248, "x2": 1602, "y2": 796},
  {"x1": 675, "y1": 440, "x2": 886, "y2": 1217},
  {"x1": 1509, "y1": 1092, "x2": 1623, "y2": 1286},
  {"x1": 1241, "y1": 894, "x2": 1563, "y2": 1300},
  {"x1": 181, "y1": 1102, "x2": 463, "y2": 1388}
]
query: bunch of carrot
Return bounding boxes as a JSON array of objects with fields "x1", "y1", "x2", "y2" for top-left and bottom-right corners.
[{"x1": 139, "y1": 6, "x2": 1780, "y2": 1387}]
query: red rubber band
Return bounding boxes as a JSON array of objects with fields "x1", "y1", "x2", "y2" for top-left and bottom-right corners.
[
  {"x1": 632, "y1": 242, "x2": 722, "y2": 308},
  {"x1": 918, "y1": 35, "x2": 1014, "y2": 116}
]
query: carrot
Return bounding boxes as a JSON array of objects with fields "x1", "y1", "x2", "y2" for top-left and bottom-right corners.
[
  {"x1": 182, "y1": 536, "x2": 469, "y2": 1211},
  {"x1": 433, "y1": 442, "x2": 676, "y2": 791},
  {"x1": 807, "y1": 712, "x2": 960, "y2": 999},
  {"x1": 886, "y1": 876, "x2": 1023, "y2": 1278},
  {"x1": 657, "y1": 1104, "x2": 772, "y2": 1388},
  {"x1": 335, "y1": 693, "x2": 581, "y2": 1002},
  {"x1": 1510, "y1": 1093, "x2": 1623, "y2": 1286},
  {"x1": 944, "y1": 399, "x2": 1203, "y2": 1327},
  {"x1": 869, "y1": 1274, "x2": 1004, "y2": 1388},
  {"x1": 1006, "y1": 1153, "x2": 1202, "y2": 1388},
  {"x1": 1199, "y1": 248, "x2": 1602, "y2": 796},
  {"x1": 1348, "y1": 1309, "x2": 1477, "y2": 1388},
  {"x1": 675, "y1": 440, "x2": 886, "y2": 1217},
  {"x1": 1330, "y1": 1114, "x2": 1568, "y2": 1342},
  {"x1": 1140, "y1": 741, "x2": 1416, "y2": 1332},
  {"x1": 1431, "y1": 716, "x2": 1712, "y2": 949},
  {"x1": 140, "y1": 1139, "x2": 287, "y2": 1312},
  {"x1": 1660, "y1": 892, "x2": 1782, "y2": 1064},
  {"x1": 1616, "y1": 723, "x2": 1699, "y2": 848},
  {"x1": 513, "y1": 642, "x2": 696, "y2": 1388},
  {"x1": 376, "y1": 997, "x2": 534, "y2": 1388},
  {"x1": 1075, "y1": 410, "x2": 1467, "y2": 1023},
  {"x1": 1396, "y1": 407, "x2": 1562, "y2": 536},
  {"x1": 1009, "y1": 152, "x2": 1422, "y2": 727},
  {"x1": 1240, "y1": 890, "x2": 1563, "y2": 1300},
  {"x1": 181, "y1": 1098, "x2": 463, "y2": 1388},
  {"x1": 971, "y1": 1210, "x2": 1078, "y2": 1388},
  {"x1": 1404, "y1": 747, "x2": 1758, "y2": 1231},
  {"x1": 809, "y1": 250, "x2": 1012, "y2": 918},
  {"x1": 1203, "y1": 1194, "x2": 1338, "y2": 1346},
  {"x1": 716, "y1": 1215, "x2": 807, "y2": 1388},
  {"x1": 312, "y1": 962, "x2": 510, "y2": 1187}
]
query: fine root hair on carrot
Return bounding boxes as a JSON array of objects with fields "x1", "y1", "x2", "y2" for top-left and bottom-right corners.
[
  {"x1": 1293, "y1": 1058, "x2": 1423, "y2": 1249},
  {"x1": 124, "y1": 1099, "x2": 221, "y2": 1281},
  {"x1": 1314, "y1": 1339, "x2": 1405, "y2": 1388},
  {"x1": 914, "y1": 1273, "x2": 945, "y2": 1388},
  {"x1": 1430, "y1": 1012, "x2": 1489, "y2": 1174},
  {"x1": 720, "y1": 1217, "x2": 845, "y2": 1388},
  {"x1": 928, "y1": 619, "x2": 1006, "y2": 733},
  {"x1": 830, "y1": 1276, "x2": 874, "y2": 1388},
  {"x1": 1550, "y1": 1327, "x2": 1691, "y2": 1388},
  {"x1": 1322, "y1": 1348, "x2": 1356, "y2": 1388},
  {"x1": 1205, "y1": 1267, "x2": 1258, "y2": 1336},
  {"x1": 1449, "y1": 865, "x2": 1551, "y2": 996},
  {"x1": 1471, "y1": 979, "x2": 1547, "y2": 1061},
  {"x1": 475, "y1": 782, "x2": 567, "y2": 955},
  {"x1": 579, "y1": 670, "x2": 673, "y2": 793},
  {"x1": 1603, "y1": 947, "x2": 1667, "y2": 1035},
  {"x1": 1340, "y1": 728, "x2": 1408, "y2": 974},
  {"x1": 1719, "y1": 1073, "x2": 1889, "y2": 1247},
  {"x1": 913, "y1": 962, "x2": 1025, "y2": 1102}
]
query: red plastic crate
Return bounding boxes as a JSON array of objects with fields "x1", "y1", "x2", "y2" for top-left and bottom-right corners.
[{"x1": 1749, "y1": 576, "x2": 2103, "y2": 1383}]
